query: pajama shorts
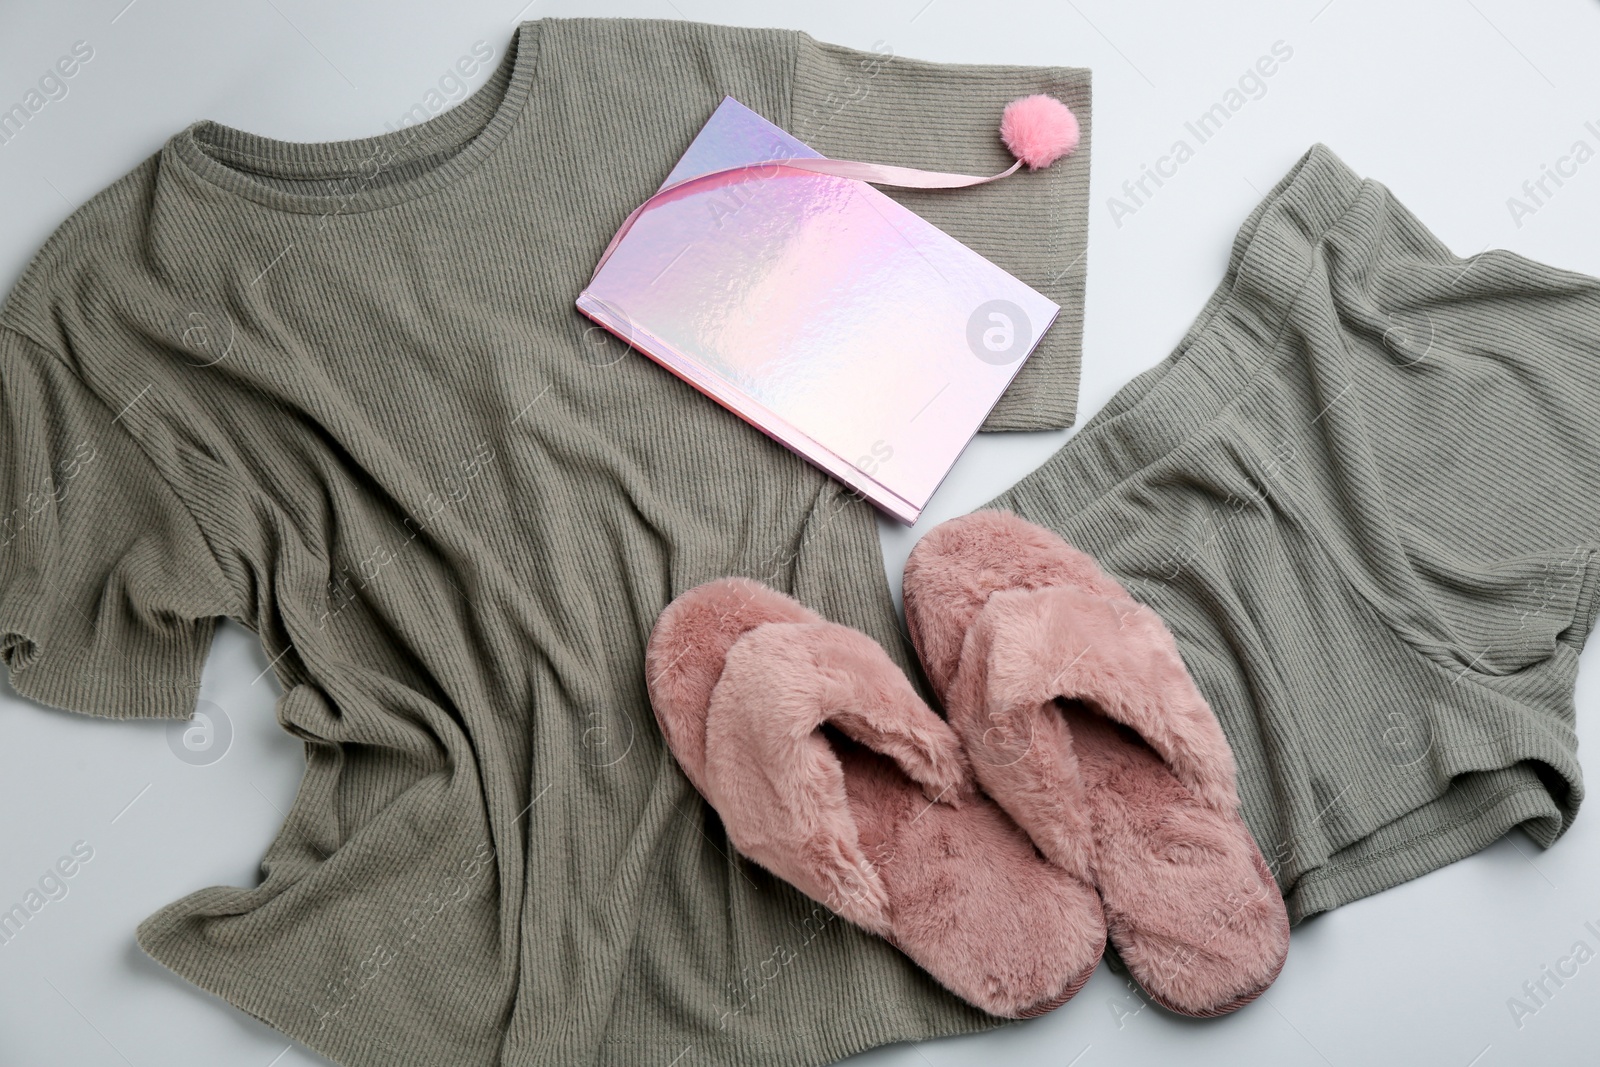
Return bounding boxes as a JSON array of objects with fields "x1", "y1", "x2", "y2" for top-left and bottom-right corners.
[{"x1": 991, "y1": 144, "x2": 1600, "y2": 922}]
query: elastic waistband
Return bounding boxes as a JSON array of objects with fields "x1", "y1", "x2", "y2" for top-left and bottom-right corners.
[
  {"x1": 1017, "y1": 144, "x2": 1372, "y2": 512},
  {"x1": 1170, "y1": 142, "x2": 1371, "y2": 405}
]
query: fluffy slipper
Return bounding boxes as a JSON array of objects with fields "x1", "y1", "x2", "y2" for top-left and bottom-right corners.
[
  {"x1": 645, "y1": 577, "x2": 1106, "y2": 1019},
  {"x1": 903, "y1": 512, "x2": 1290, "y2": 1018}
]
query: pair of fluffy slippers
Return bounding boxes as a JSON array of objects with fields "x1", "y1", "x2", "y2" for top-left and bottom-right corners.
[{"x1": 645, "y1": 511, "x2": 1289, "y2": 1019}]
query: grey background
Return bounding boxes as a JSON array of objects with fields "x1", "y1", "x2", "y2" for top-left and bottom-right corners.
[{"x1": 2, "y1": 1, "x2": 1598, "y2": 1064}]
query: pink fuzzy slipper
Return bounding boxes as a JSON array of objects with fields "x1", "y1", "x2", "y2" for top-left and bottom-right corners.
[
  {"x1": 645, "y1": 577, "x2": 1107, "y2": 1019},
  {"x1": 902, "y1": 512, "x2": 1291, "y2": 1018}
]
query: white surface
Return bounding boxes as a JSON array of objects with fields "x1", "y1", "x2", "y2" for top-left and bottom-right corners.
[{"x1": 2, "y1": 1, "x2": 1599, "y2": 1064}]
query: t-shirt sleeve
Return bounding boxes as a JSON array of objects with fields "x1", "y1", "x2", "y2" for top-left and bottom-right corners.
[
  {"x1": 0, "y1": 326, "x2": 235, "y2": 719},
  {"x1": 790, "y1": 32, "x2": 1092, "y2": 432}
]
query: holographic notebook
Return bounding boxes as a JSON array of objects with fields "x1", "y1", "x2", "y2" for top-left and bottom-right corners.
[{"x1": 576, "y1": 97, "x2": 1059, "y2": 523}]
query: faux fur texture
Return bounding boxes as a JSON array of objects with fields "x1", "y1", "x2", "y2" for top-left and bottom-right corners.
[
  {"x1": 903, "y1": 511, "x2": 1290, "y2": 1017},
  {"x1": 1060, "y1": 703, "x2": 1288, "y2": 1017},
  {"x1": 949, "y1": 583, "x2": 1241, "y2": 817},
  {"x1": 707, "y1": 621, "x2": 973, "y2": 934},
  {"x1": 904, "y1": 509, "x2": 1126, "y2": 695},
  {"x1": 999, "y1": 93, "x2": 1081, "y2": 170},
  {"x1": 645, "y1": 576, "x2": 815, "y2": 797},
  {"x1": 646, "y1": 577, "x2": 1108, "y2": 1018}
]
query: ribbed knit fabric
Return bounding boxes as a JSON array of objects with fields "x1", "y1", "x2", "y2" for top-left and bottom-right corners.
[
  {"x1": 0, "y1": 19, "x2": 1090, "y2": 1067},
  {"x1": 991, "y1": 144, "x2": 1600, "y2": 922}
]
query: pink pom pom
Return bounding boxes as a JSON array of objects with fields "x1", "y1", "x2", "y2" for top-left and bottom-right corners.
[{"x1": 1000, "y1": 94, "x2": 1080, "y2": 170}]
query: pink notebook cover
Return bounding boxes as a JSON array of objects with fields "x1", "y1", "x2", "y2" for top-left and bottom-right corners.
[{"x1": 576, "y1": 97, "x2": 1059, "y2": 523}]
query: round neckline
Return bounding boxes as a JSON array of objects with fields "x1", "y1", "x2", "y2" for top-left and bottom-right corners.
[{"x1": 168, "y1": 21, "x2": 543, "y2": 215}]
